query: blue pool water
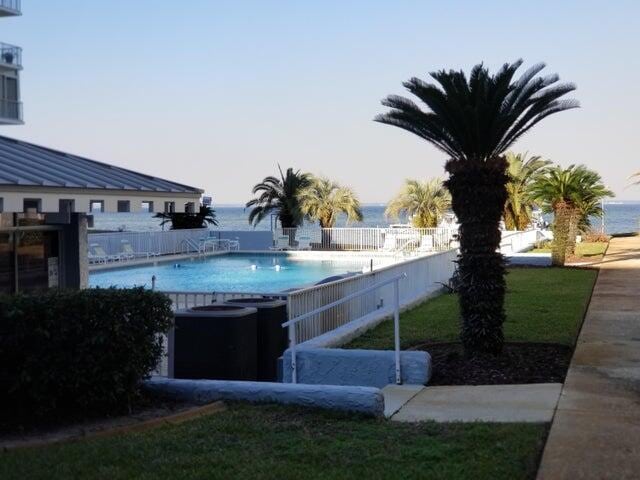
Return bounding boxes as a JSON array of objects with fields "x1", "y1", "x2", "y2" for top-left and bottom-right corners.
[{"x1": 89, "y1": 253, "x2": 377, "y2": 293}]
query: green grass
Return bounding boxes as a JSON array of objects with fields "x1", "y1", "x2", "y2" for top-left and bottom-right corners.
[
  {"x1": 530, "y1": 241, "x2": 608, "y2": 257},
  {"x1": 346, "y1": 267, "x2": 597, "y2": 350},
  {"x1": 0, "y1": 403, "x2": 547, "y2": 480}
]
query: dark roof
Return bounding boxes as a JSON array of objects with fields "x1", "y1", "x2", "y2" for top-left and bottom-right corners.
[{"x1": 0, "y1": 135, "x2": 203, "y2": 194}]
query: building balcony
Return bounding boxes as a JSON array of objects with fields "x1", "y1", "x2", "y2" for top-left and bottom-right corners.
[
  {"x1": 0, "y1": 98, "x2": 23, "y2": 124},
  {"x1": 0, "y1": 0, "x2": 20, "y2": 16},
  {"x1": 0, "y1": 43, "x2": 21, "y2": 70}
]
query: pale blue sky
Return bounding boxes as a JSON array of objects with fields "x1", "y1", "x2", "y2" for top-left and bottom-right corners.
[{"x1": 2, "y1": 0, "x2": 639, "y2": 202}]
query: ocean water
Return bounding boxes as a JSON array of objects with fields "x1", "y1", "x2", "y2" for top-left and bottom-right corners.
[
  {"x1": 90, "y1": 253, "x2": 380, "y2": 292},
  {"x1": 90, "y1": 203, "x2": 640, "y2": 235}
]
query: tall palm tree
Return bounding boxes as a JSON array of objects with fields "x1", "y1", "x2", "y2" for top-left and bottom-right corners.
[
  {"x1": 246, "y1": 166, "x2": 311, "y2": 228},
  {"x1": 529, "y1": 165, "x2": 612, "y2": 265},
  {"x1": 155, "y1": 205, "x2": 218, "y2": 230},
  {"x1": 386, "y1": 178, "x2": 451, "y2": 228},
  {"x1": 503, "y1": 152, "x2": 551, "y2": 230},
  {"x1": 298, "y1": 177, "x2": 363, "y2": 247},
  {"x1": 376, "y1": 60, "x2": 578, "y2": 354}
]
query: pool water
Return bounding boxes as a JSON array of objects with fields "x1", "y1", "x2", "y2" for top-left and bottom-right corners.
[{"x1": 89, "y1": 253, "x2": 379, "y2": 293}]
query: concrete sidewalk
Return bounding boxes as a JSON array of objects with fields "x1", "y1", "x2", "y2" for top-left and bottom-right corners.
[
  {"x1": 537, "y1": 236, "x2": 640, "y2": 480},
  {"x1": 383, "y1": 383, "x2": 562, "y2": 423}
]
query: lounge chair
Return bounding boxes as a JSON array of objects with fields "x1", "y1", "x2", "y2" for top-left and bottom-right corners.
[
  {"x1": 417, "y1": 234, "x2": 434, "y2": 253},
  {"x1": 120, "y1": 239, "x2": 158, "y2": 260},
  {"x1": 89, "y1": 243, "x2": 121, "y2": 264},
  {"x1": 380, "y1": 235, "x2": 397, "y2": 252},
  {"x1": 270, "y1": 235, "x2": 290, "y2": 251},
  {"x1": 296, "y1": 236, "x2": 312, "y2": 250}
]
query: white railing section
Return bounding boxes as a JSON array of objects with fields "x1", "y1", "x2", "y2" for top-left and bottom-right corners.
[
  {"x1": 499, "y1": 229, "x2": 542, "y2": 254},
  {"x1": 287, "y1": 249, "x2": 458, "y2": 344},
  {"x1": 274, "y1": 227, "x2": 458, "y2": 252},
  {"x1": 283, "y1": 273, "x2": 407, "y2": 384},
  {"x1": 162, "y1": 290, "x2": 288, "y2": 310},
  {"x1": 0, "y1": 99, "x2": 22, "y2": 122},
  {"x1": 89, "y1": 228, "x2": 209, "y2": 257}
]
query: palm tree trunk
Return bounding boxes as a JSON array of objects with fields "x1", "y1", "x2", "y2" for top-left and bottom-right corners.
[
  {"x1": 445, "y1": 157, "x2": 508, "y2": 355},
  {"x1": 565, "y1": 208, "x2": 580, "y2": 257},
  {"x1": 552, "y1": 202, "x2": 571, "y2": 266}
]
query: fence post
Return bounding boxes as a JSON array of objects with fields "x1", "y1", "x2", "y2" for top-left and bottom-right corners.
[
  {"x1": 289, "y1": 323, "x2": 297, "y2": 384},
  {"x1": 393, "y1": 278, "x2": 402, "y2": 385},
  {"x1": 151, "y1": 275, "x2": 156, "y2": 291}
]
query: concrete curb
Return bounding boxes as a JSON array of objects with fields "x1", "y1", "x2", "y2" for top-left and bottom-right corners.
[
  {"x1": 282, "y1": 348, "x2": 431, "y2": 388},
  {"x1": 145, "y1": 377, "x2": 385, "y2": 417}
]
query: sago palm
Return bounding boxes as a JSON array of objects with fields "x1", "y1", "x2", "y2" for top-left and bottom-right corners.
[
  {"x1": 529, "y1": 165, "x2": 612, "y2": 265},
  {"x1": 155, "y1": 205, "x2": 218, "y2": 230},
  {"x1": 246, "y1": 166, "x2": 311, "y2": 228},
  {"x1": 376, "y1": 60, "x2": 578, "y2": 354},
  {"x1": 386, "y1": 178, "x2": 451, "y2": 228},
  {"x1": 503, "y1": 152, "x2": 551, "y2": 230},
  {"x1": 298, "y1": 177, "x2": 363, "y2": 227}
]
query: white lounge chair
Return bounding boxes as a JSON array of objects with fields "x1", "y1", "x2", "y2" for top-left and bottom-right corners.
[
  {"x1": 120, "y1": 239, "x2": 158, "y2": 260},
  {"x1": 270, "y1": 235, "x2": 290, "y2": 251},
  {"x1": 417, "y1": 234, "x2": 434, "y2": 253},
  {"x1": 296, "y1": 236, "x2": 312, "y2": 250},
  {"x1": 89, "y1": 243, "x2": 120, "y2": 264},
  {"x1": 380, "y1": 235, "x2": 397, "y2": 252}
]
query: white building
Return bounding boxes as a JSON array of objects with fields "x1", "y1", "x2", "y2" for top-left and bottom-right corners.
[
  {"x1": 0, "y1": 135, "x2": 203, "y2": 293},
  {"x1": 0, "y1": 0, "x2": 22, "y2": 125}
]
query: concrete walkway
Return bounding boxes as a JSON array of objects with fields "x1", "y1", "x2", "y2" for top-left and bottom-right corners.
[
  {"x1": 537, "y1": 236, "x2": 640, "y2": 480},
  {"x1": 382, "y1": 383, "x2": 562, "y2": 423}
]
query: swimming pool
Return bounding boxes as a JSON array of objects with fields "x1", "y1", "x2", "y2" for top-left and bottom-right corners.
[{"x1": 89, "y1": 253, "x2": 384, "y2": 293}]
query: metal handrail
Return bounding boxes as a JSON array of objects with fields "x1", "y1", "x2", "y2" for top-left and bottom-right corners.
[
  {"x1": 0, "y1": 42, "x2": 22, "y2": 68},
  {"x1": 283, "y1": 272, "x2": 407, "y2": 385},
  {"x1": 0, "y1": 98, "x2": 22, "y2": 121},
  {"x1": 0, "y1": 0, "x2": 20, "y2": 13}
]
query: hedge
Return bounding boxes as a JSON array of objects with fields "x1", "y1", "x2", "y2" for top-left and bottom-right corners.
[{"x1": 0, "y1": 288, "x2": 173, "y2": 419}]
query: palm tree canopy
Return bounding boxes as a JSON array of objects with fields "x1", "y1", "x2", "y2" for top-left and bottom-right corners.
[
  {"x1": 375, "y1": 60, "x2": 579, "y2": 162},
  {"x1": 155, "y1": 205, "x2": 218, "y2": 230},
  {"x1": 298, "y1": 177, "x2": 363, "y2": 228},
  {"x1": 246, "y1": 166, "x2": 311, "y2": 228},
  {"x1": 386, "y1": 178, "x2": 451, "y2": 228},
  {"x1": 529, "y1": 164, "x2": 613, "y2": 213},
  {"x1": 503, "y1": 152, "x2": 551, "y2": 230}
]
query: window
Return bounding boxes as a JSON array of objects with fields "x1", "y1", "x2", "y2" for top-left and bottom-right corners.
[
  {"x1": 59, "y1": 199, "x2": 75, "y2": 213},
  {"x1": 141, "y1": 201, "x2": 154, "y2": 213},
  {"x1": 164, "y1": 201, "x2": 175, "y2": 213},
  {"x1": 117, "y1": 200, "x2": 130, "y2": 213},
  {"x1": 90, "y1": 200, "x2": 105, "y2": 213},
  {"x1": 23, "y1": 198, "x2": 41, "y2": 213},
  {"x1": 0, "y1": 197, "x2": 3, "y2": 212},
  {"x1": 185, "y1": 202, "x2": 195, "y2": 214}
]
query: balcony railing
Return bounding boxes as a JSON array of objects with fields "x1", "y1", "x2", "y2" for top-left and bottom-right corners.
[
  {"x1": 0, "y1": 98, "x2": 23, "y2": 122},
  {"x1": 0, "y1": 43, "x2": 22, "y2": 69},
  {"x1": 0, "y1": 0, "x2": 21, "y2": 15}
]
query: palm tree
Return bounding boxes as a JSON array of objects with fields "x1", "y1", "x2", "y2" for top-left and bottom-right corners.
[
  {"x1": 529, "y1": 165, "x2": 613, "y2": 265},
  {"x1": 503, "y1": 152, "x2": 551, "y2": 230},
  {"x1": 155, "y1": 205, "x2": 218, "y2": 230},
  {"x1": 246, "y1": 166, "x2": 311, "y2": 228},
  {"x1": 298, "y1": 177, "x2": 363, "y2": 246},
  {"x1": 375, "y1": 60, "x2": 578, "y2": 354},
  {"x1": 385, "y1": 178, "x2": 451, "y2": 228}
]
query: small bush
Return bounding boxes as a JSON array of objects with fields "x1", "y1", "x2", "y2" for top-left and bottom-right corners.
[
  {"x1": 0, "y1": 288, "x2": 173, "y2": 420},
  {"x1": 582, "y1": 230, "x2": 611, "y2": 243}
]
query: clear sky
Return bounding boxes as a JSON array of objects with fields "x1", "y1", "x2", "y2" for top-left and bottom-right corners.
[{"x1": 2, "y1": 0, "x2": 639, "y2": 203}]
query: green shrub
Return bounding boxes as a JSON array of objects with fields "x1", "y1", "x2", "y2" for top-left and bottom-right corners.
[{"x1": 0, "y1": 288, "x2": 173, "y2": 420}]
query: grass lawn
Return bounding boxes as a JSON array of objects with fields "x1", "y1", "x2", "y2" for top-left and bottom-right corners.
[
  {"x1": 530, "y1": 241, "x2": 608, "y2": 257},
  {"x1": 0, "y1": 403, "x2": 547, "y2": 480},
  {"x1": 346, "y1": 267, "x2": 597, "y2": 350}
]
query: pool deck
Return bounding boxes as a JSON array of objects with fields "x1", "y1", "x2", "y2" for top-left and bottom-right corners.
[{"x1": 537, "y1": 236, "x2": 640, "y2": 479}]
